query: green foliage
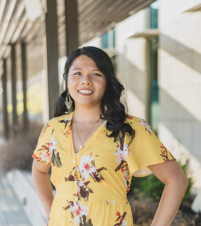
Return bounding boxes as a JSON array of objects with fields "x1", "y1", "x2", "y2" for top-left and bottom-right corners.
[{"x1": 128, "y1": 158, "x2": 194, "y2": 205}]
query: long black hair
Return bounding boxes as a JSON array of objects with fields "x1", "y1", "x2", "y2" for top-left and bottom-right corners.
[{"x1": 54, "y1": 46, "x2": 135, "y2": 145}]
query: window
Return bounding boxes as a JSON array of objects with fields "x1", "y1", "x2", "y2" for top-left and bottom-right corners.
[
  {"x1": 150, "y1": 0, "x2": 159, "y2": 29},
  {"x1": 101, "y1": 27, "x2": 115, "y2": 49}
]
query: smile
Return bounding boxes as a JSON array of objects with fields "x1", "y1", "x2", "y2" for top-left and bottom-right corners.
[{"x1": 78, "y1": 90, "x2": 93, "y2": 95}]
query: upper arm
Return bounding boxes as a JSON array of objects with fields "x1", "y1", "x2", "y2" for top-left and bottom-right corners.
[
  {"x1": 147, "y1": 160, "x2": 189, "y2": 185},
  {"x1": 32, "y1": 118, "x2": 56, "y2": 170},
  {"x1": 32, "y1": 159, "x2": 51, "y2": 174}
]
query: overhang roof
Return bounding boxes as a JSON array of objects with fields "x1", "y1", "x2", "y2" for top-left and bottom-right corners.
[
  {"x1": 0, "y1": 0, "x2": 156, "y2": 58},
  {"x1": 0, "y1": 0, "x2": 156, "y2": 79},
  {"x1": 127, "y1": 29, "x2": 159, "y2": 38}
]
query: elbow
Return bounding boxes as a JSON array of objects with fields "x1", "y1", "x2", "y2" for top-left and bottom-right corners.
[
  {"x1": 168, "y1": 173, "x2": 189, "y2": 190},
  {"x1": 178, "y1": 174, "x2": 189, "y2": 190}
]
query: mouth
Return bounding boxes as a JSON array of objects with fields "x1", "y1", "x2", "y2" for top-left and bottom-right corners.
[{"x1": 78, "y1": 90, "x2": 93, "y2": 95}]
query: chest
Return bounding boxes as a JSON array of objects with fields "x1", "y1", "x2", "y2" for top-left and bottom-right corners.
[{"x1": 71, "y1": 121, "x2": 104, "y2": 154}]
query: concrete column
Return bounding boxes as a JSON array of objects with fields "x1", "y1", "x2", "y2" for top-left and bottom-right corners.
[
  {"x1": 45, "y1": 0, "x2": 59, "y2": 119},
  {"x1": 65, "y1": 0, "x2": 79, "y2": 56},
  {"x1": 2, "y1": 59, "x2": 9, "y2": 139},
  {"x1": 145, "y1": 38, "x2": 151, "y2": 124},
  {"x1": 11, "y1": 43, "x2": 17, "y2": 133},
  {"x1": 21, "y1": 42, "x2": 28, "y2": 131}
]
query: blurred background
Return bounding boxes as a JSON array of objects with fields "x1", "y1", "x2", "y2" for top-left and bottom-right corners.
[{"x1": 0, "y1": 0, "x2": 201, "y2": 225}]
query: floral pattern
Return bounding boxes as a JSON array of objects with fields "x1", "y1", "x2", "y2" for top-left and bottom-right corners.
[
  {"x1": 32, "y1": 131, "x2": 62, "y2": 167},
  {"x1": 114, "y1": 131, "x2": 130, "y2": 192},
  {"x1": 137, "y1": 117, "x2": 155, "y2": 135},
  {"x1": 32, "y1": 112, "x2": 176, "y2": 226},
  {"x1": 77, "y1": 180, "x2": 94, "y2": 201},
  {"x1": 160, "y1": 144, "x2": 175, "y2": 162},
  {"x1": 59, "y1": 115, "x2": 73, "y2": 129},
  {"x1": 49, "y1": 134, "x2": 62, "y2": 167},
  {"x1": 114, "y1": 211, "x2": 127, "y2": 226},
  {"x1": 77, "y1": 152, "x2": 107, "y2": 182},
  {"x1": 63, "y1": 200, "x2": 93, "y2": 226},
  {"x1": 40, "y1": 122, "x2": 50, "y2": 137}
]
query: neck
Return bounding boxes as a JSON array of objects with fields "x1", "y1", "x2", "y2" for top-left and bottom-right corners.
[{"x1": 72, "y1": 105, "x2": 103, "y2": 123}]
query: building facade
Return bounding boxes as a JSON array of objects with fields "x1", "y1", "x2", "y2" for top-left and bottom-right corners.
[
  {"x1": 0, "y1": 0, "x2": 200, "y2": 190},
  {"x1": 83, "y1": 0, "x2": 201, "y2": 190}
]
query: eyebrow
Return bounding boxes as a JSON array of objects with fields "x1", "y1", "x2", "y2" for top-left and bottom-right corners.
[{"x1": 72, "y1": 67, "x2": 100, "y2": 71}]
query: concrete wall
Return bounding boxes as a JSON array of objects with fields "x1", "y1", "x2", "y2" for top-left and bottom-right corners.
[
  {"x1": 116, "y1": 10, "x2": 147, "y2": 119},
  {"x1": 159, "y1": 0, "x2": 201, "y2": 189}
]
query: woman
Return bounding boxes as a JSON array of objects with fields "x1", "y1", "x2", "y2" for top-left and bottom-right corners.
[{"x1": 32, "y1": 46, "x2": 189, "y2": 226}]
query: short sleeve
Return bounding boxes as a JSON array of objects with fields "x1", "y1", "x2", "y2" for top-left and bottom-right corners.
[
  {"x1": 32, "y1": 118, "x2": 56, "y2": 164},
  {"x1": 126, "y1": 116, "x2": 176, "y2": 177}
]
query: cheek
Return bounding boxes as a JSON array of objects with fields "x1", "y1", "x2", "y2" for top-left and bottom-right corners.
[
  {"x1": 97, "y1": 79, "x2": 107, "y2": 91},
  {"x1": 68, "y1": 75, "x2": 75, "y2": 85},
  {"x1": 67, "y1": 76, "x2": 78, "y2": 92}
]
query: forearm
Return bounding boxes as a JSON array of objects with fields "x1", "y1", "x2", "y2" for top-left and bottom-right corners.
[
  {"x1": 32, "y1": 169, "x2": 54, "y2": 217},
  {"x1": 151, "y1": 179, "x2": 188, "y2": 226}
]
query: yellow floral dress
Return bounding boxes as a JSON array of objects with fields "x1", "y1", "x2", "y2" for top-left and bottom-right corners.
[{"x1": 32, "y1": 111, "x2": 176, "y2": 226}]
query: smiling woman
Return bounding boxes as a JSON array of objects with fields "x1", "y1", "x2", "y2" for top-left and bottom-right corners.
[
  {"x1": 32, "y1": 46, "x2": 188, "y2": 226},
  {"x1": 54, "y1": 46, "x2": 135, "y2": 145}
]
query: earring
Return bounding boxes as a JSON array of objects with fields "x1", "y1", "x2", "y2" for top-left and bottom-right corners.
[
  {"x1": 65, "y1": 89, "x2": 72, "y2": 109},
  {"x1": 104, "y1": 105, "x2": 108, "y2": 111}
]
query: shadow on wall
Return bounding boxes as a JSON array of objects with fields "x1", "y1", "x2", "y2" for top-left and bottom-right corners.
[
  {"x1": 116, "y1": 36, "x2": 201, "y2": 165},
  {"x1": 160, "y1": 33, "x2": 201, "y2": 75},
  {"x1": 160, "y1": 87, "x2": 201, "y2": 163},
  {"x1": 117, "y1": 54, "x2": 145, "y2": 105},
  {"x1": 159, "y1": 33, "x2": 201, "y2": 162}
]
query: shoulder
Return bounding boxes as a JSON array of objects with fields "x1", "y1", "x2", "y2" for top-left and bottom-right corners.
[
  {"x1": 125, "y1": 114, "x2": 153, "y2": 132},
  {"x1": 50, "y1": 112, "x2": 73, "y2": 123},
  {"x1": 125, "y1": 114, "x2": 143, "y2": 125},
  {"x1": 46, "y1": 117, "x2": 57, "y2": 126}
]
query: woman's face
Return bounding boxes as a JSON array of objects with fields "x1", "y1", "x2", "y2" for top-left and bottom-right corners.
[{"x1": 67, "y1": 55, "x2": 107, "y2": 108}]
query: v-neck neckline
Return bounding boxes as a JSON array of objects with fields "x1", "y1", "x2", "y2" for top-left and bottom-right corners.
[{"x1": 69, "y1": 111, "x2": 107, "y2": 157}]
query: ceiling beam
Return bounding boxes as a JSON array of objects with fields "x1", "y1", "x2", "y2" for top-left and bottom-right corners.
[{"x1": 0, "y1": 0, "x2": 17, "y2": 46}]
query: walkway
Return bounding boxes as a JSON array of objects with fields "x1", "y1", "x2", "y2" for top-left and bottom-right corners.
[{"x1": 0, "y1": 173, "x2": 31, "y2": 226}]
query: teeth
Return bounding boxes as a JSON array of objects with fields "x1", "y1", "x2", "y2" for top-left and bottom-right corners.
[{"x1": 79, "y1": 90, "x2": 93, "y2": 94}]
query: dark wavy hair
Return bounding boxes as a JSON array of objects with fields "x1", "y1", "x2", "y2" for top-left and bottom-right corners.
[{"x1": 54, "y1": 46, "x2": 135, "y2": 145}]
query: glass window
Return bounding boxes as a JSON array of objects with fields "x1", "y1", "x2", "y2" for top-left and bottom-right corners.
[
  {"x1": 150, "y1": 0, "x2": 158, "y2": 29},
  {"x1": 100, "y1": 27, "x2": 116, "y2": 49}
]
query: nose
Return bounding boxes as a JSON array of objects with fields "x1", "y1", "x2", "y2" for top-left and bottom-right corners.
[{"x1": 81, "y1": 74, "x2": 92, "y2": 85}]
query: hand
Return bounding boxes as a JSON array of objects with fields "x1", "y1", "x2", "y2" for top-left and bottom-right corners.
[{"x1": 46, "y1": 212, "x2": 51, "y2": 225}]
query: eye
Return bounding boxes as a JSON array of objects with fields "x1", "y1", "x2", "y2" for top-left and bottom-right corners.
[
  {"x1": 92, "y1": 73, "x2": 101, "y2": 76},
  {"x1": 74, "y1": 72, "x2": 81, "y2": 75}
]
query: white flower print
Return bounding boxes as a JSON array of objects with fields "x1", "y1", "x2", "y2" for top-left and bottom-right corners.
[
  {"x1": 70, "y1": 201, "x2": 88, "y2": 225},
  {"x1": 111, "y1": 201, "x2": 115, "y2": 205},
  {"x1": 114, "y1": 144, "x2": 129, "y2": 165},
  {"x1": 39, "y1": 150, "x2": 51, "y2": 162},
  {"x1": 77, "y1": 180, "x2": 85, "y2": 193},
  {"x1": 122, "y1": 219, "x2": 127, "y2": 226},
  {"x1": 78, "y1": 154, "x2": 97, "y2": 180},
  {"x1": 49, "y1": 135, "x2": 58, "y2": 152},
  {"x1": 137, "y1": 117, "x2": 152, "y2": 134}
]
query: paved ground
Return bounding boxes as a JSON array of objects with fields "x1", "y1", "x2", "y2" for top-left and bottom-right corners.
[{"x1": 0, "y1": 174, "x2": 31, "y2": 226}]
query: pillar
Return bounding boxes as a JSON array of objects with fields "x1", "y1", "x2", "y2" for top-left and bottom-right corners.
[
  {"x1": 2, "y1": 59, "x2": 9, "y2": 139},
  {"x1": 11, "y1": 43, "x2": 17, "y2": 133},
  {"x1": 65, "y1": 0, "x2": 79, "y2": 56},
  {"x1": 21, "y1": 42, "x2": 28, "y2": 131},
  {"x1": 45, "y1": 0, "x2": 60, "y2": 119}
]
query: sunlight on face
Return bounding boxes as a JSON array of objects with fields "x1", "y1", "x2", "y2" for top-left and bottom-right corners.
[{"x1": 67, "y1": 55, "x2": 107, "y2": 108}]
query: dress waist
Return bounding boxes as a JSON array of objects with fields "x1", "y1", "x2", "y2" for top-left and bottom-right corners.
[{"x1": 55, "y1": 181, "x2": 127, "y2": 202}]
